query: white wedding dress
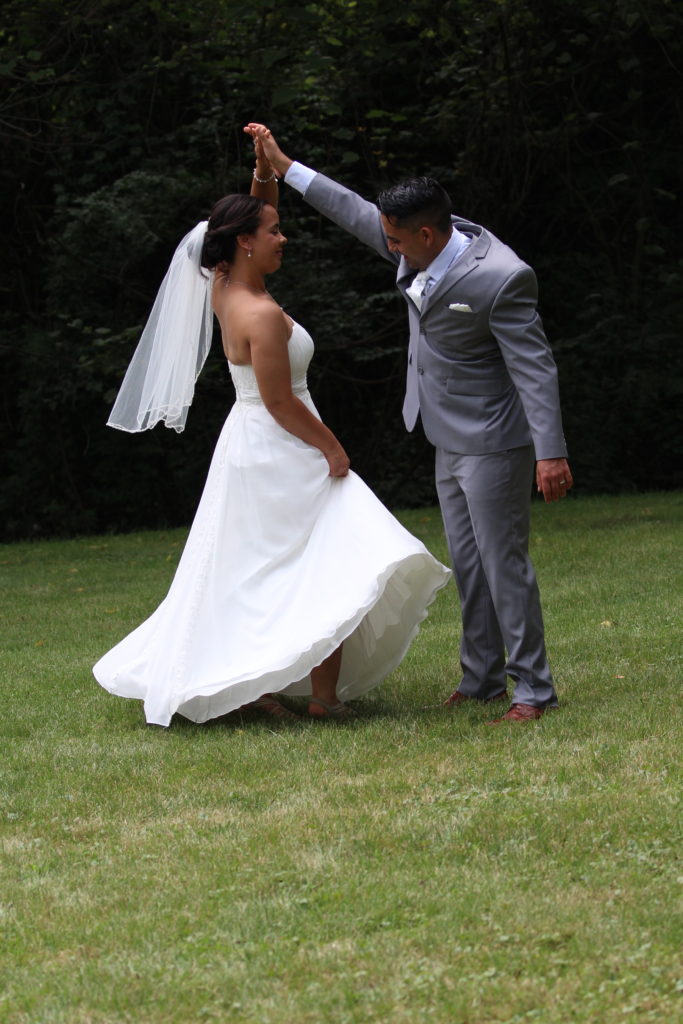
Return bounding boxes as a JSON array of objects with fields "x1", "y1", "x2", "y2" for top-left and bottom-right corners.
[{"x1": 93, "y1": 322, "x2": 451, "y2": 725}]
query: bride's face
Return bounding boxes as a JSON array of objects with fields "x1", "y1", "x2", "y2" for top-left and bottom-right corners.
[{"x1": 250, "y1": 204, "x2": 287, "y2": 273}]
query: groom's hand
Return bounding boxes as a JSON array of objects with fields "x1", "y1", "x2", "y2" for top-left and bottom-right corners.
[
  {"x1": 244, "y1": 124, "x2": 293, "y2": 178},
  {"x1": 536, "y1": 458, "x2": 573, "y2": 503}
]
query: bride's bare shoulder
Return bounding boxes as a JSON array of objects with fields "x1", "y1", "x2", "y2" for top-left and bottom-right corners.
[
  {"x1": 213, "y1": 281, "x2": 289, "y2": 363},
  {"x1": 218, "y1": 286, "x2": 285, "y2": 329},
  {"x1": 245, "y1": 298, "x2": 289, "y2": 341}
]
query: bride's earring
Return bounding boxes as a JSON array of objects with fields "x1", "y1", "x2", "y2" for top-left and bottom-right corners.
[{"x1": 247, "y1": 249, "x2": 253, "y2": 259}]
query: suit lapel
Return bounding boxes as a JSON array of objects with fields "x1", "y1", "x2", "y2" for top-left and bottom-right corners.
[
  {"x1": 420, "y1": 227, "x2": 490, "y2": 314},
  {"x1": 396, "y1": 257, "x2": 415, "y2": 294},
  {"x1": 395, "y1": 224, "x2": 491, "y2": 312}
]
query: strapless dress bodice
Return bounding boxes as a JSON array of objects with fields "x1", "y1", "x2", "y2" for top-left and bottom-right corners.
[{"x1": 229, "y1": 321, "x2": 314, "y2": 405}]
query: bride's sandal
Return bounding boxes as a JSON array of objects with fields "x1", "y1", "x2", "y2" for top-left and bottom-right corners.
[
  {"x1": 244, "y1": 694, "x2": 300, "y2": 721},
  {"x1": 308, "y1": 697, "x2": 357, "y2": 721}
]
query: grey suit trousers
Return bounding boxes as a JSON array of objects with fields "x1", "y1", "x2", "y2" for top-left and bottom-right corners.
[{"x1": 435, "y1": 445, "x2": 558, "y2": 708}]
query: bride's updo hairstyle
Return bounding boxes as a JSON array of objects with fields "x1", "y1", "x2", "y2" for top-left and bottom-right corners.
[{"x1": 201, "y1": 194, "x2": 267, "y2": 270}]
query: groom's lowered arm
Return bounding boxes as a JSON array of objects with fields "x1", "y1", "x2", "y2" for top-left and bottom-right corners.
[{"x1": 245, "y1": 123, "x2": 397, "y2": 265}]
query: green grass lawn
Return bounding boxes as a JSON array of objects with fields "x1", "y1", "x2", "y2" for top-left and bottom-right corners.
[{"x1": 1, "y1": 491, "x2": 681, "y2": 1024}]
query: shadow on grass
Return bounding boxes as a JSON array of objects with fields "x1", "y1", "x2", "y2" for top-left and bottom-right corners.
[{"x1": 160, "y1": 690, "x2": 534, "y2": 735}]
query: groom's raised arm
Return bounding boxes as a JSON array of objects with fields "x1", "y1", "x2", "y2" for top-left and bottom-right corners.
[{"x1": 245, "y1": 123, "x2": 397, "y2": 265}]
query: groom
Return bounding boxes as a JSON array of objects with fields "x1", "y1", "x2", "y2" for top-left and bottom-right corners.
[{"x1": 247, "y1": 123, "x2": 573, "y2": 723}]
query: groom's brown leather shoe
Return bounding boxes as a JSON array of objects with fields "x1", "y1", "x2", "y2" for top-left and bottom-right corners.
[
  {"x1": 444, "y1": 688, "x2": 507, "y2": 706},
  {"x1": 487, "y1": 702, "x2": 546, "y2": 724}
]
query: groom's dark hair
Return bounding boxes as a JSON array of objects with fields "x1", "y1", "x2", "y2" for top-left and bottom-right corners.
[{"x1": 377, "y1": 177, "x2": 452, "y2": 234}]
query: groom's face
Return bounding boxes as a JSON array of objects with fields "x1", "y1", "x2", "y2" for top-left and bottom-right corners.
[{"x1": 380, "y1": 215, "x2": 433, "y2": 270}]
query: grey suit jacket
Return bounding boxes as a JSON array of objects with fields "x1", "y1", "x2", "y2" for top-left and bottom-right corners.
[{"x1": 304, "y1": 172, "x2": 567, "y2": 460}]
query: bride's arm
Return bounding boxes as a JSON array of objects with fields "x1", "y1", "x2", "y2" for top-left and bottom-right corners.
[
  {"x1": 250, "y1": 306, "x2": 350, "y2": 477},
  {"x1": 250, "y1": 135, "x2": 279, "y2": 209}
]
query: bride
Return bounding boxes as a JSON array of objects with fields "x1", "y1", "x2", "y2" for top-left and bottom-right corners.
[{"x1": 93, "y1": 135, "x2": 451, "y2": 726}]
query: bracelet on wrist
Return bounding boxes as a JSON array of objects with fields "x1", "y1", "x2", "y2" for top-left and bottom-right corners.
[{"x1": 253, "y1": 169, "x2": 276, "y2": 184}]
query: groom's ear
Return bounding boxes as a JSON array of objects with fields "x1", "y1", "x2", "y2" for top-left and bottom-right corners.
[{"x1": 418, "y1": 225, "x2": 436, "y2": 247}]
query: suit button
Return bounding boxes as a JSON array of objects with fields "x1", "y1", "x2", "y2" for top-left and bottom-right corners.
[{"x1": 417, "y1": 366, "x2": 424, "y2": 375}]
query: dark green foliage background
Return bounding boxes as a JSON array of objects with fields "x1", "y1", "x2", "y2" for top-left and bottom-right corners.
[{"x1": 2, "y1": 0, "x2": 682, "y2": 538}]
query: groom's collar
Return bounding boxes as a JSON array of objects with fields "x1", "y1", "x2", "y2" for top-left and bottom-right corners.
[
  {"x1": 397, "y1": 225, "x2": 473, "y2": 284},
  {"x1": 424, "y1": 226, "x2": 471, "y2": 280}
]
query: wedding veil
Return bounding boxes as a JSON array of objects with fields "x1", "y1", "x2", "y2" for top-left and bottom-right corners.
[{"x1": 107, "y1": 220, "x2": 214, "y2": 432}]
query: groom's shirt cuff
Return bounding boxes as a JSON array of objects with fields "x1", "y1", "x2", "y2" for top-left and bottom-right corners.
[{"x1": 284, "y1": 161, "x2": 317, "y2": 195}]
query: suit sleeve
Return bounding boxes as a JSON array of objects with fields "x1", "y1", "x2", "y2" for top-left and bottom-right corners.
[
  {"x1": 304, "y1": 173, "x2": 399, "y2": 267},
  {"x1": 489, "y1": 267, "x2": 568, "y2": 460}
]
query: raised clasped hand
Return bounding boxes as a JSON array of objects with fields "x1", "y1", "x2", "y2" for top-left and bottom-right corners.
[
  {"x1": 244, "y1": 123, "x2": 284, "y2": 175},
  {"x1": 252, "y1": 133, "x2": 266, "y2": 162}
]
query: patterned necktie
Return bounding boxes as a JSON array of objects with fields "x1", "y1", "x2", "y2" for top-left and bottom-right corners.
[{"x1": 406, "y1": 270, "x2": 430, "y2": 311}]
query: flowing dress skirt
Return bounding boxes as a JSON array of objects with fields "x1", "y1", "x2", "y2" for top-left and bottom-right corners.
[{"x1": 93, "y1": 324, "x2": 451, "y2": 725}]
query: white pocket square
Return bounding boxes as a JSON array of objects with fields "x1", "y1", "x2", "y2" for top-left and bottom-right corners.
[{"x1": 449, "y1": 302, "x2": 473, "y2": 313}]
